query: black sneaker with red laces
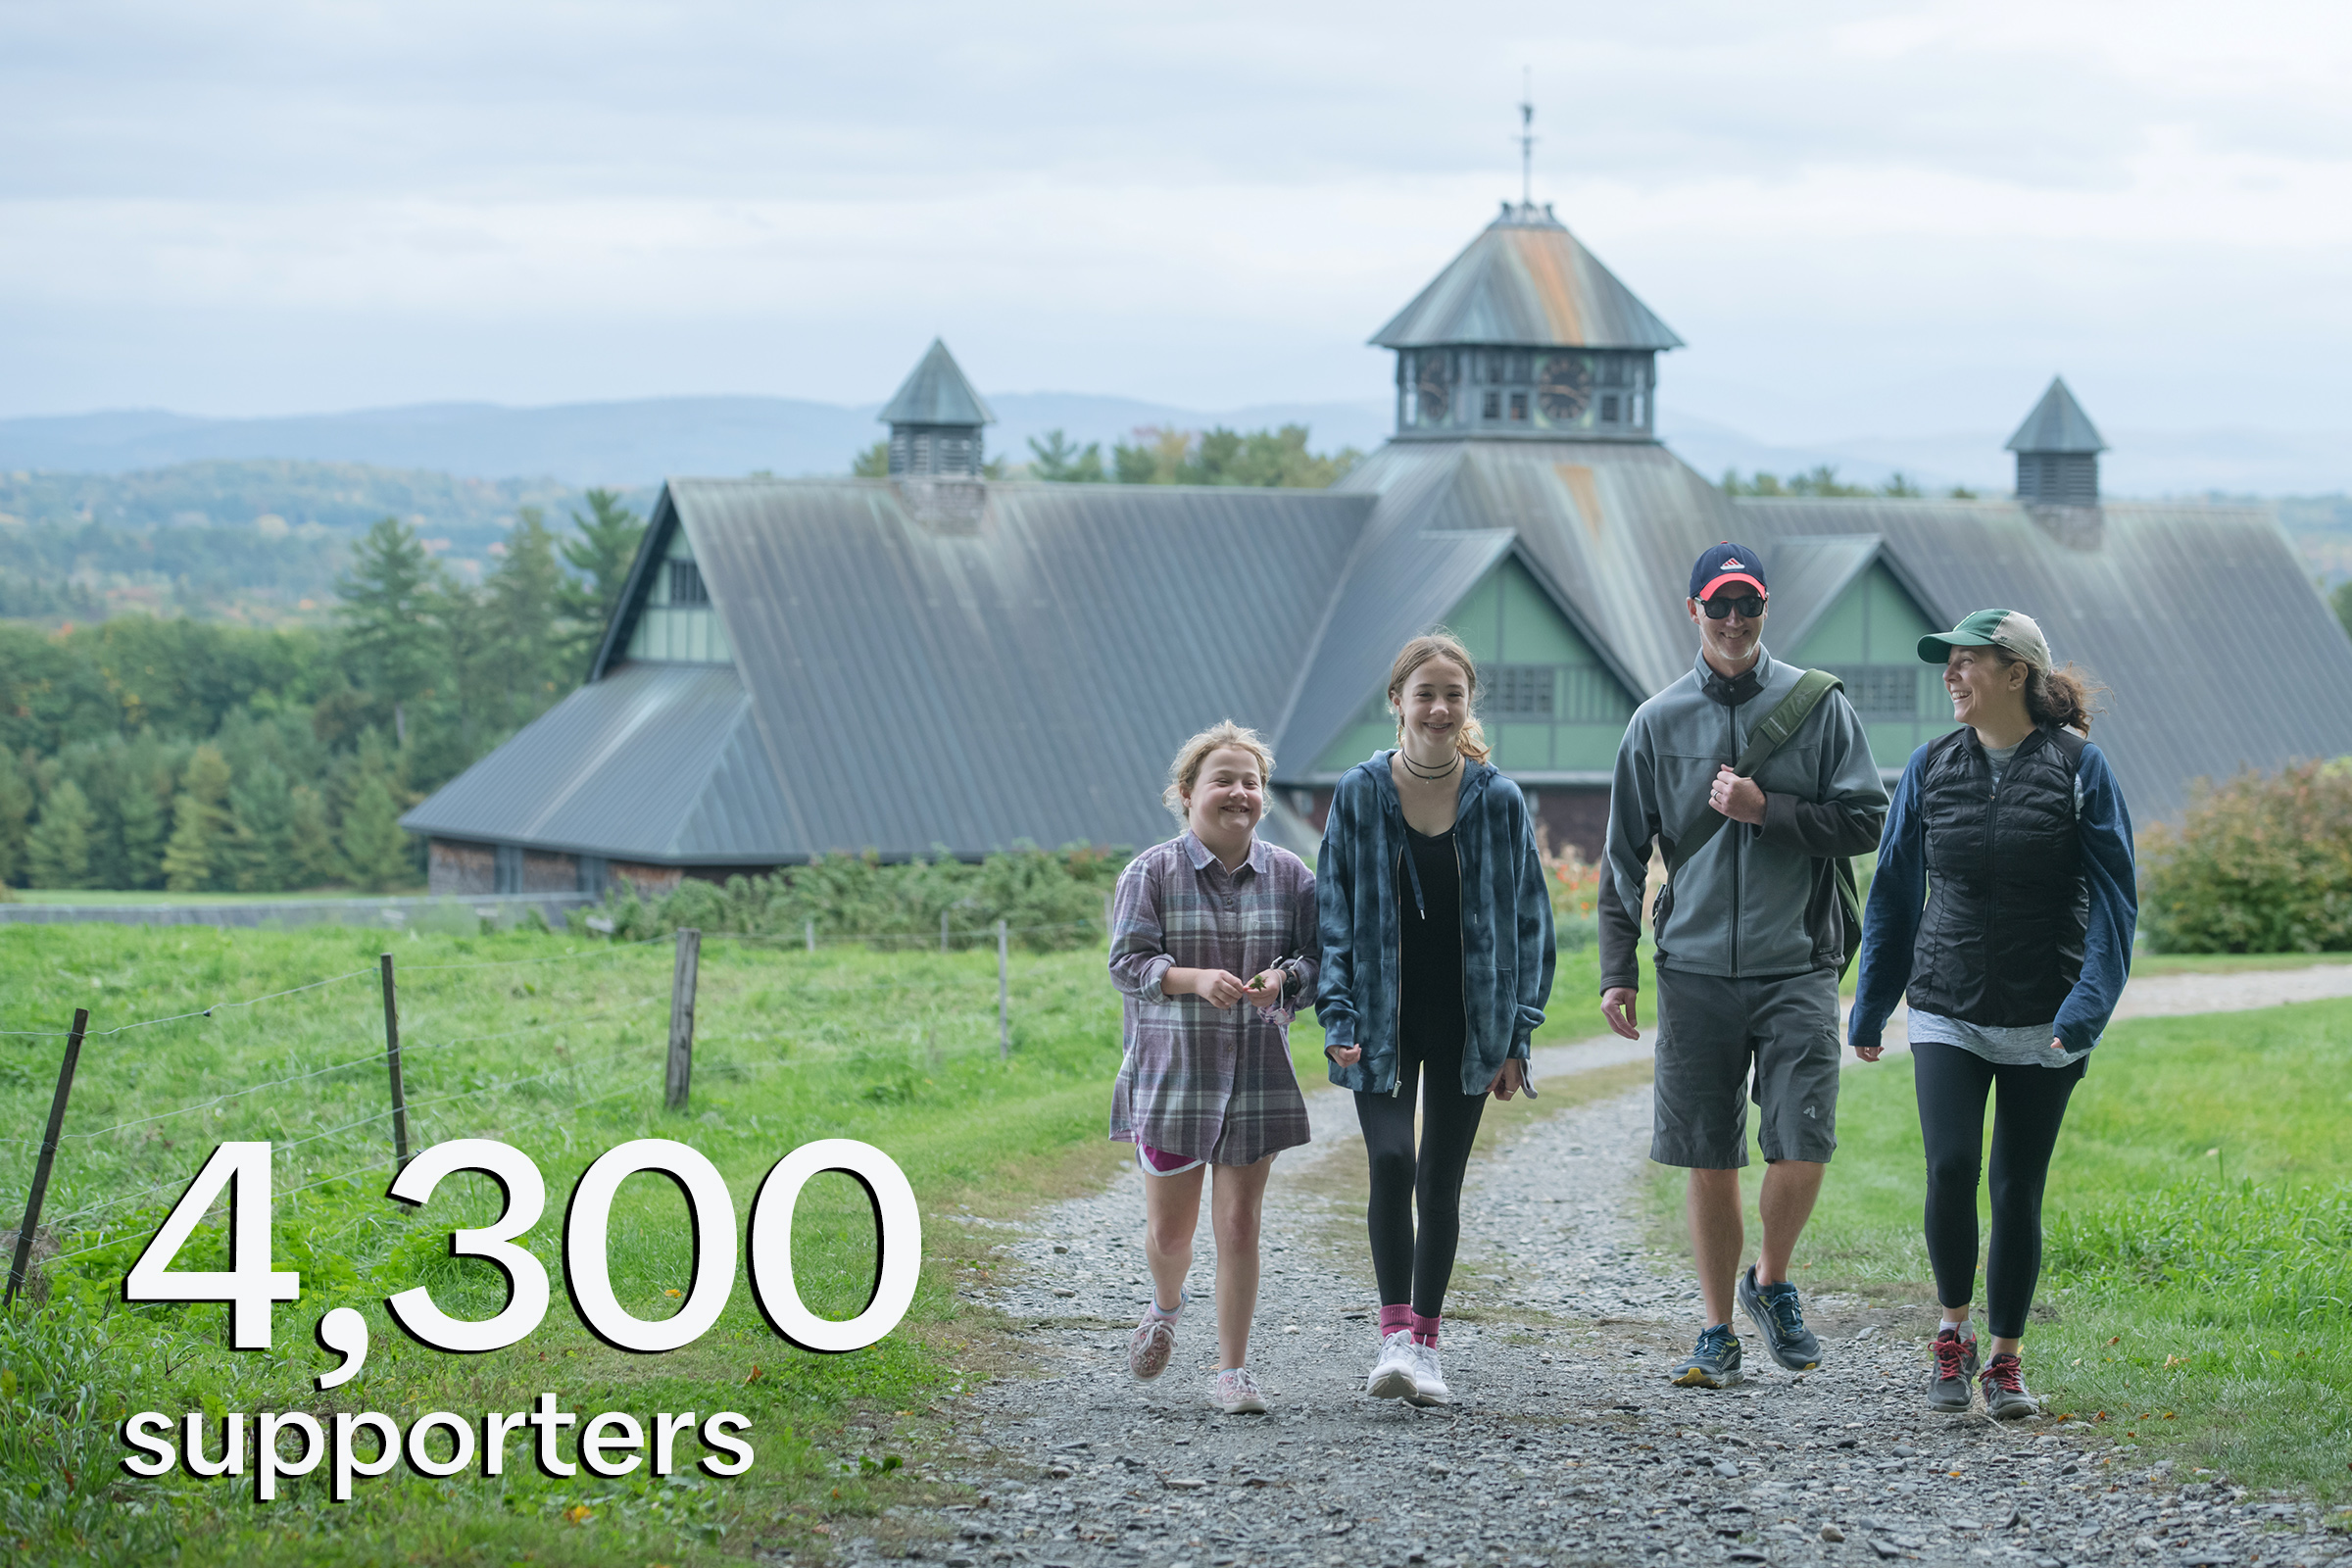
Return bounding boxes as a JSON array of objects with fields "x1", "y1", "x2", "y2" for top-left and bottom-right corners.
[
  {"x1": 1980, "y1": 1351, "x2": 2039, "y2": 1420},
  {"x1": 1927, "y1": 1326, "x2": 1979, "y2": 1412}
]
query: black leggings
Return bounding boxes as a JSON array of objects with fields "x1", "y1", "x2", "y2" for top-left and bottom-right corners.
[
  {"x1": 1355, "y1": 1033, "x2": 1488, "y2": 1318},
  {"x1": 1913, "y1": 1041, "x2": 2085, "y2": 1341}
]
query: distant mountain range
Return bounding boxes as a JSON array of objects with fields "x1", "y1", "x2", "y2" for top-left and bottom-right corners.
[{"x1": 3, "y1": 391, "x2": 2346, "y2": 499}]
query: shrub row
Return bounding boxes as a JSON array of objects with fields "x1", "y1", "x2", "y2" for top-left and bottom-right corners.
[
  {"x1": 577, "y1": 845, "x2": 1130, "y2": 952},
  {"x1": 2139, "y1": 760, "x2": 2352, "y2": 954}
]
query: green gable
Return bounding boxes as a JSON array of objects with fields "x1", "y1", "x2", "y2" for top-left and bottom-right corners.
[
  {"x1": 1785, "y1": 561, "x2": 1951, "y2": 765},
  {"x1": 1313, "y1": 557, "x2": 1638, "y2": 776}
]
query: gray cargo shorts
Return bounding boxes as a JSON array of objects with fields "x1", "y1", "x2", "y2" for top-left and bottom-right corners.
[{"x1": 1649, "y1": 966, "x2": 1840, "y2": 1169}]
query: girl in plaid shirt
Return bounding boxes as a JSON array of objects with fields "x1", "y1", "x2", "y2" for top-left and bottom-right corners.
[{"x1": 1107, "y1": 721, "x2": 1319, "y2": 1415}]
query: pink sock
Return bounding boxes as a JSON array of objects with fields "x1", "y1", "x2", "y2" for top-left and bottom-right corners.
[
  {"x1": 1378, "y1": 1303, "x2": 1412, "y2": 1339},
  {"x1": 1410, "y1": 1310, "x2": 1441, "y2": 1348}
]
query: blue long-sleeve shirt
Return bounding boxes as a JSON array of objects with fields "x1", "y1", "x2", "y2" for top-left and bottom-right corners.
[{"x1": 1849, "y1": 737, "x2": 2137, "y2": 1057}]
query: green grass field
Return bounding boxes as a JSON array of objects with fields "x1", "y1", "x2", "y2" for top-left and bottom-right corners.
[
  {"x1": 1655, "y1": 997, "x2": 2352, "y2": 1497},
  {"x1": 0, "y1": 920, "x2": 1600, "y2": 1564},
  {"x1": 0, "y1": 923, "x2": 1145, "y2": 1565}
]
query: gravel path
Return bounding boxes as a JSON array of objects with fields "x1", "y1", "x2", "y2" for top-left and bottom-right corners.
[{"x1": 844, "y1": 967, "x2": 2352, "y2": 1568}]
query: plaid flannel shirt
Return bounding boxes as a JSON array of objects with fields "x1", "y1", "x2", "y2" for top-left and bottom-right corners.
[{"x1": 1106, "y1": 832, "x2": 1321, "y2": 1165}]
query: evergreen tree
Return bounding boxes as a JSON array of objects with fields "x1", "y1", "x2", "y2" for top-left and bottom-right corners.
[
  {"x1": 161, "y1": 744, "x2": 233, "y2": 892},
  {"x1": 25, "y1": 778, "x2": 95, "y2": 888},
  {"x1": 117, "y1": 736, "x2": 175, "y2": 890},
  {"x1": 484, "y1": 507, "x2": 568, "y2": 732},
  {"x1": 288, "y1": 783, "x2": 341, "y2": 889},
  {"x1": 557, "y1": 489, "x2": 646, "y2": 672},
  {"x1": 336, "y1": 516, "x2": 448, "y2": 748},
  {"x1": 0, "y1": 748, "x2": 32, "y2": 887},
  {"x1": 850, "y1": 441, "x2": 890, "y2": 477},
  {"x1": 1025, "y1": 430, "x2": 1106, "y2": 482},
  {"x1": 339, "y1": 773, "x2": 411, "y2": 890},
  {"x1": 226, "y1": 759, "x2": 296, "y2": 891}
]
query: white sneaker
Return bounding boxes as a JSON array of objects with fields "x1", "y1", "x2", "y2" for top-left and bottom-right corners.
[
  {"x1": 1405, "y1": 1341, "x2": 1451, "y2": 1406},
  {"x1": 1366, "y1": 1329, "x2": 1419, "y2": 1401},
  {"x1": 1212, "y1": 1366, "x2": 1268, "y2": 1414}
]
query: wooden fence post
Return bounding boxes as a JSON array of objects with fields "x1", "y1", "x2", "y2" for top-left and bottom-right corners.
[
  {"x1": 804, "y1": 917, "x2": 815, "y2": 954},
  {"x1": 5, "y1": 1007, "x2": 87, "y2": 1309},
  {"x1": 666, "y1": 927, "x2": 701, "y2": 1112},
  {"x1": 378, "y1": 954, "x2": 409, "y2": 1166},
  {"x1": 941, "y1": 907, "x2": 950, "y2": 954},
  {"x1": 997, "y1": 919, "x2": 1010, "y2": 1060}
]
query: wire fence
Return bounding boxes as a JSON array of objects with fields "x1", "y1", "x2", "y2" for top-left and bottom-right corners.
[{"x1": 1, "y1": 915, "x2": 1116, "y2": 1302}]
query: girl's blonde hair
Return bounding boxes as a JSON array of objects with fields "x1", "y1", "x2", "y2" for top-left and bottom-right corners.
[
  {"x1": 1387, "y1": 631, "x2": 1492, "y2": 762},
  {"x1": 1161, "y1": 720, "x2": 1276, "y2": 823}
]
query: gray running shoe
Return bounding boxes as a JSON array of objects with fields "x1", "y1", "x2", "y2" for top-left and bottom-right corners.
[
  {"x1": 1739, "y1": 1265, "x2": 1823, "y2": 1371},
  {"x1": 1980, "y1": 1352, "x2": 2039, "y2": 1420},
  {"x1": 1928, "y1": 1326, "x2": 1980, "y2": 1412},
  {"x1": 1670, "y1": 1324, "x2": 1743, "y2": 1389}
]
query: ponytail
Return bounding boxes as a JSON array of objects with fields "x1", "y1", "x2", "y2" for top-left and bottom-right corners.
[{"x1": 2004, "y1": 656, "x2": 2102, "y2": 735}]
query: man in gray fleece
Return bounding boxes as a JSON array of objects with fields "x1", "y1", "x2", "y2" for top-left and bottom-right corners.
[{"x1": 1599, "y1": 542, "x2": 1888, "y2": 1389}]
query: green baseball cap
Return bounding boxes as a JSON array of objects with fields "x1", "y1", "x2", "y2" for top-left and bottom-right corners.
[{"x1": 1918, "y1": 609, "x2": 2051, "y2": 671}]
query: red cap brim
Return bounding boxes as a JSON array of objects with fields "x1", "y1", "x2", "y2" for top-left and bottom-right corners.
[{"x1": 1697, "y1": 572, "x2": 1766, "y2": 602}]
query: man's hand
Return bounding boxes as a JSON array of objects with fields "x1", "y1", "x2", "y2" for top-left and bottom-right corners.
[
  {"x1": 1601, "y1": 986, "x2": 1642, "y2": 1041},
  {"x1": 1709, "y1": 766, "x2": 1767, "y2": 825},
  {"x1": 1326, "y1": 1042, "x2": 1363, "y2": 1066}
]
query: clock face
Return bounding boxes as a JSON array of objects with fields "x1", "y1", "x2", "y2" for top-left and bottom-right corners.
[
  {"x1": 1537, "y1": 354, "x2": 1592, "y2": 422},
  {"x1": 1415, "y1": 352, "x2": 1451, "y2": 423}
]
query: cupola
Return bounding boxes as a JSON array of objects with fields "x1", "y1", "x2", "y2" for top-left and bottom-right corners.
[
  {"x1": 1371, "y1": 202, "x2": 1683, "y2": 442},
  {"x1": 878, "y1": 338, "x2": 996, "y2": 477},
  {"x1": 2005, "y1": 377, "x2": 2106, "y2": 506}
]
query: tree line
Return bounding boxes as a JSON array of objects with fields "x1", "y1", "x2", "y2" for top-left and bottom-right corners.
[
  {"x1": 0, "y1": 493, "x2": 646, "y2": 895},
  {"x1": 850, "y1": 423, "x2": 1360, "y2": 488},
  {"x1": 1719, "y1": 466, "x2": 1978, "y2": 499}
]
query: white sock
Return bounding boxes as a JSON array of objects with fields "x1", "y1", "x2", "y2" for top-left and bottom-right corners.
[{"x1": 1941, "y1": 1316, "x2": 1971, "y2": 1334}]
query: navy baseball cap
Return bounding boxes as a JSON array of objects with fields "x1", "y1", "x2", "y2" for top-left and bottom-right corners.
[{"x1": 1690, "y1": 542, "x2": 1768, "y2": 602}]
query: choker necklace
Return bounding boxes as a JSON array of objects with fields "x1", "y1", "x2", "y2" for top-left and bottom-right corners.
[{"x1": 1398, "y1": 748, "x2": 1460, "y2": 781}]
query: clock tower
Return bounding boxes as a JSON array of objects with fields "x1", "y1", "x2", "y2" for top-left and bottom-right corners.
[{"x1": 1372, "y1": 201, "x2": 1683, "y2": 442}]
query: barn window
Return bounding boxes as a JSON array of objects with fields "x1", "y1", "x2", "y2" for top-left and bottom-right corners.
[
  {"x1": 1825, "y1": 665, "x2": 1921, "y2": 720},
  {"x1": 1489, "y1": 664, "x2": 1557, "y2": 718},
  {"x1": 668, "y1": 561, "x2": 709, "y2": 605}
]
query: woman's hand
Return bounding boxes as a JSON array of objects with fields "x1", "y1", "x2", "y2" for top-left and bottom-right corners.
[
  {"x1": 1241, "y1": 968, "x2": 1289, "y2": 1008},
  {"x1": 1486, "y1": 1058, "x2": 1526, "y2": 1101},
  {"x1": 1165, "y1": 967, "x2": 1249, "y2": 1007},
  {"x1": 1325, "y1": 1043, "x2": 1363, "y2": 1066},
  {"x1": 2049, "y1": 1037, "x2": 2066, "y2": 1054},
  {"x1": 1853, "y1": 1044, "x2": 1885, "y2": 1062}
]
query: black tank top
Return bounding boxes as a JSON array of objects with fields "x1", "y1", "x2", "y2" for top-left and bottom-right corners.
[{"x1": 1397, "y1": 825, "x2": 1465, "y2": 1050}]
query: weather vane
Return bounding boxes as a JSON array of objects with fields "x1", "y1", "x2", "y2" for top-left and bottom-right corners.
[{"x1": 1519, "y1": 68, "x2": 1536, "y2": 209}]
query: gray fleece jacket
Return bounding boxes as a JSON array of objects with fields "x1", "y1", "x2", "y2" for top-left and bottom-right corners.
[{"x1": 1599, "y1": 647, "x2": 1888, "y2": 990}]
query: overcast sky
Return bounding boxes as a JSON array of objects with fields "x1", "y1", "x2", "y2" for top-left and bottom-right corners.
[{"x1": 5, "y1": 0, "x2": 2350, "y2": 448}]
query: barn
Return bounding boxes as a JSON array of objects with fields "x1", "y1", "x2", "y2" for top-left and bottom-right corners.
[{"x1": 404, "y1": 200, "x2": 2352, "y2": 897}]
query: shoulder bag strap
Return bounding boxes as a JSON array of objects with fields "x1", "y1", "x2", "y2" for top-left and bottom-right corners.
[{"x1": 1664, "y1": 669, "x2": 1844, "y2": 876}]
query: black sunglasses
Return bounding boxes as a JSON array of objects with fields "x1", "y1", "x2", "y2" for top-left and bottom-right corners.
[{"x1": 1701, "y1": 593, "x2": 1766, "y2": 619}]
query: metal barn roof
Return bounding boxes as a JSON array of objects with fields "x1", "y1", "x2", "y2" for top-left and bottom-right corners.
[
  {"x1": 670, "y1": 476, "x2": 1365, "y2": 858},
  {"x1": 1729, "y1": 495, "x2": 2352, "y2": 818},
  {"x1": 400, "y1": 662, "x2": 792, "y2": 861},
  {"x1": 877, "y1": 338, "x2": 997, "y2": 428},
  {"x1": 1370, "y1": 204, "x2": 1684, "y2": 352},
  {"x1": 2006, "y1": 377, "x2": 2107, "y2": 454}
]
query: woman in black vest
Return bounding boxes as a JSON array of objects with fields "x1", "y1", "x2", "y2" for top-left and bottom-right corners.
[{"x1": 1848, "y1": 610, "x2": 2137, "y2": 1420}]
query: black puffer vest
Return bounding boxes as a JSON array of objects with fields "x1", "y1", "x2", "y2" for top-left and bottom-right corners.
[{"x1": 1906, "y1": 724, "x2": 2087, "y2": 1025}]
